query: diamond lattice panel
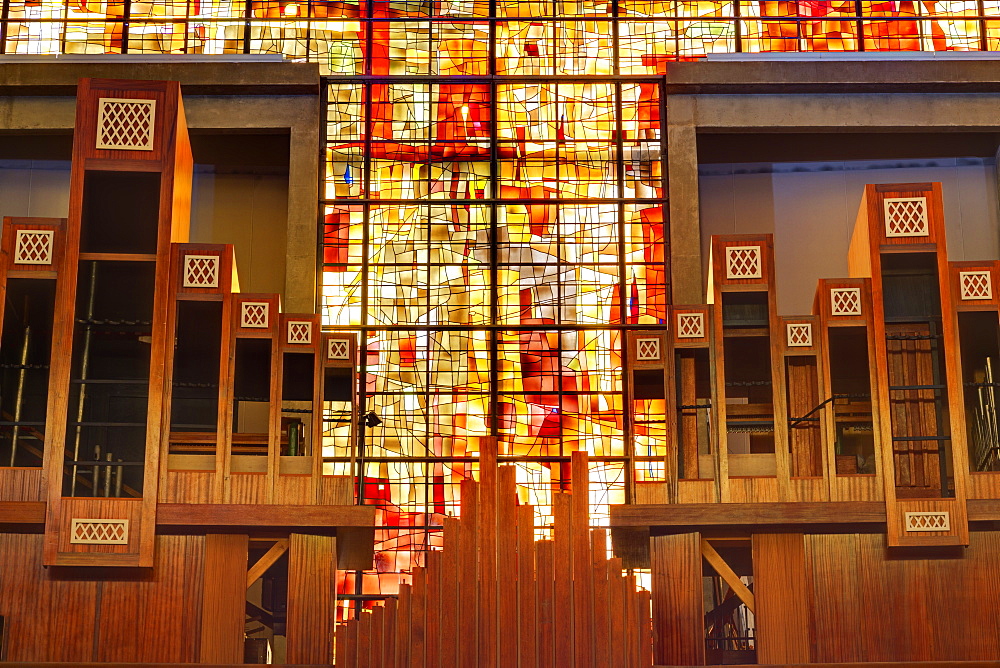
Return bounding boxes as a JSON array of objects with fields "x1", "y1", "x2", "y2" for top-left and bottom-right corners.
[
  {"x1": 726, "y1": 246, "x2": 763, "y2": 280},
  {"x1": 14, "y1": 229, "x2": 54, "y2": 265},
  {"x1": 182, "y1": 255, "x2": 220, "y2": 288},
  {"x1": 69, "y1": 518, "x2": 129, "y2": 544},
  {"x1": 960, "y1": 271, "x2": 992, "y2": 301},
  {"x1": 635, "y1": 337, "x2": 661, "y2": 362},
  {"x1": 241, "y1": 302, "x2": 270, "y2": 328},
  {"x1": 904, "y1": 511, "x2": 950, "y2": 532},
  {"x1": 830, "y1": 288, "x2": 862, "y2": 317},
  {"x1": 786, "y1": 323, "x2": 812, "y2": 347},
  {"x1": 287, "y1": 321, "x2": 313, "y2": 345},
  {"x1": 96, "y1": 98, "x2": 156, "y2": 151},
  {"x1": 884, "y1": 197, "x2": 929, "y2": 238},
  {"x1": 328, "y1": 338, "x2": 350, "y2": 360},
  {"x1": 676, "y1": 312, "x2": 705, "y2": 339}
]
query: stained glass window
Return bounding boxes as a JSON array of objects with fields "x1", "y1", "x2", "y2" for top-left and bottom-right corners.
[{"x1": 5, "y1": 1, "x2": 1000, "y2": 60}]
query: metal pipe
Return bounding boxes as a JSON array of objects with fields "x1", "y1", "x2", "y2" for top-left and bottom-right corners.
[
  {"x1": 92, "y1": 444, "x2": 101, "y2": 495},
  {"x1": 114, "y1": 458, "x2": 123, "y2": 497},
  {"x1": 103, "y1": 452, "x2": 113, "y2": 497},
  {"x1": 8, "y1": 325, "x2": 30, "y2": 466},
  {"x1": 70, "y1": 263, "x2": 97, "y2": 496}
]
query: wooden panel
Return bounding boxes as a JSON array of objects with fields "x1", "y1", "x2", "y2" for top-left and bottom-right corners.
[
  {"x1": 968, "y1": 470, "x2": 1000, "y2": 500},
  {"x1": 96, "y1": 534, "x2": 204, "y2": 662},
  {"x1": 55, "y1": 497, "x2": 143, "y2": 556},
  {"x1": 320, "y1": 475, "x2": 353, "y2": 505},
  {"x1": 832, "y1": 474, "x2": 883, "y2": 502},
  {"x1": 752, "y1": 533, "x2": 811, "y2": 663},
  {"x1": 727, "y1": 476, "x2": 779, "y2": 503},
  {"x1": 160, "y1": 470, "x2": 214, "y2": 503},
  {"x1": 611, "y1": 501, "x2": 886, "y2": 528},
  {"x1": 228, "y1": 472, "x2": 268, "y2": 504},
  {"x1": 0, "y1": 533, "x2": 96, "y2": 661},
  {"x1": 286, "y1": 533, "x2": 336, "y2": 663},
  {"x1": 199, "y1": 533, "x2": 248, "y2": 663},
  {"x1": 0, "y1": 468, "x2": 44, "y2": 502},
  {"x1": 649, "y1": 532, "x2": 703, "y2": 666},
  {"x1": 790, "y1": 476, "x2": 827, "y2": 502},
  {"x1": 677, "y1": 479, "x2": 716, "y2": 504},
  {"x1": 274, "y1": 474, "x2": 312, "y2": 505},
  {"x1": 157, "y1": 502, "x2": 374, "y2": 528},
  {"x1": 807, "y1": 533, "x2": 861, "y2": 662}
]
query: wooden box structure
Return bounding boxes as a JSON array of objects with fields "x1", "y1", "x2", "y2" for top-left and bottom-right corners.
[
  {"x1": 0, "y1": 79, "x2": 373, "y2": 663},
  {"x1": 612, "y1": 181, "x2": 1000, "y2": 664}
]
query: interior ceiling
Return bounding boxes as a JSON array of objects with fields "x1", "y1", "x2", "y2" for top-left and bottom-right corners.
[{"x1": 698, "y1": 131, "x2": 1000, "y2": 164}]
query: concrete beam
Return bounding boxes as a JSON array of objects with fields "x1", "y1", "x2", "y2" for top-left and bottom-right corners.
[
  {"x1": 666, "y1": 96, "x2": 703, "y2": 304},
  {"x1": 688, "y1": 93, "x2": 1000, "y2": 132}
]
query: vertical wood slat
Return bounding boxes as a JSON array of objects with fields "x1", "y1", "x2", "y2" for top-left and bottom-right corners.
[
  {"x1": 570, "y1": 451, "x2": 593, "y2": 668},
  {"x1": 371, "y1": 605, "x2": 384, "y2": 668},
  {"x1": 357, "y1": 611, "x2": 372, "y2": 668},
  {"x1": 649, "y1": 532, "x2": 703, "y2": 666},
  {"x1": 517, "y1": 504, "x2": 537, "y2": 668},
  {"x1": 497, "y1": 465, "x2": 519, "y2": 668},
  {"x1": 425, "y1": 550, "x2": 441, "y2": 667},
  {"x1": 440, "y1": 516, "x2": 460, "y2": 668},
  {"x1": 535, "y1": 539, "x2": 555, "y2": 668},
  {"x1": 383, "y1": 596, "x2": 398, "y2": 668},
  {"x1": 752, "y1": 533, "x2": 811, "y2": 664},
  {"x1": 457, "y1": 479, "x2": 478, "y2": 668},
  {"x1": 199, "y1": 534, "x2": 248, "y2": 663},
  {"x1": 346, "y1": 616, "x2": 359, "y2": 668},
  {"x1": 411, "y1": 566, "x2": 427, "y2": 668},
  {"x1": 591, "y1": 529, "x2": 610, "y2": 668},
  {"x1": 608, "y1": 557, "x2": 626, "y2": 668},
  {"x1": 396, "y1": 583, "x2": 411, "y2": 667},
  {"x1": 286, "y1": 533, "x2": 337, "y2": 664},
  {"x1": 478, "y1": 437, "x2": 498, "y2": 668},
  {"x1": 553, "y1": 492, "x2": 574, "y2": 667}
]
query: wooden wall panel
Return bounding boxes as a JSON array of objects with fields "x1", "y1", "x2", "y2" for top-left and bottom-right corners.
[
  {"x1": 790, "y1": 477, "x2": 826, "y2": 502},
  {"x1": 752, "y1": 533, "x2": 811, "y2": 664},
  {"x1": 0, "y1": 468, "x2": 44, "y2": 502},
  {"x1": 728, "y1": 476, "x2": 779, "y2": 504},
  {"x1": 275, "y1": 474, "x2": 312, "y2": 505},
  {"x1": 0, "y1": 533, "x2": 96, "y2": 661},
  {"x1": 96, "y1": 534, "x2": 205, "y2": 662},
  {"x1": 0, "y1": 533, "x2": 206, "y2": 662},
  {"x1": 649, "y1": 532, "x2": 703, "y2": 666},
  {"x1": 968, "y1": 472, "x2": 1000, "y2": 500},
  {"x1": 832, "y1": 474, "x2": 882, "y2": 502},
  {"x1": 161, "y1": 470, "x2": 214, "y2": 504},
  {"x1": 199, "y1": 533, "x2": 248, "y2": 663},
  {"x1": 807, "y1": 533, "x2": 862, "y2": 662},
  {"x1": 320, "y1": 475, "x2": 353, "y2": 505},
  {"x1": 859, "y1": 532, "x2": 930, "y2": 661},
  {"x1": 229, "y1": 472, "x2": 267, "y2": 503},
  {"x1": 286, "y1": 533, "x2": 336, "y2": 663},
  {"x1": 676, "y1": 479, "x2": 716, "y2": 504}
]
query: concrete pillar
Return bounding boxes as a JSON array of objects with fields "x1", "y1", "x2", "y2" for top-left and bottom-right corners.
[{"x1": 666, "y1": 95, "x2": 703, "y2": 304}]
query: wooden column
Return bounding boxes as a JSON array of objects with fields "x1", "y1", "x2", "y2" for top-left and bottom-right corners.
[
  {"x1": 649, "y1": 532, "x2": 703, "y2": 666},
  {"x1": 752, "y1": 533, "x2": 811, "y2": 663},
  {"x1": 199, "y1": 533, "x2": 248, "y2": 663},
  {"x1": 286, "y1": 532, "x2": 337, "y2": 664}
]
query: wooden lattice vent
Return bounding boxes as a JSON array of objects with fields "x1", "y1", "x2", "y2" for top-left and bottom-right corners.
[{"x1": 334, "y1": 446, "x2": 653, "y2": 667}]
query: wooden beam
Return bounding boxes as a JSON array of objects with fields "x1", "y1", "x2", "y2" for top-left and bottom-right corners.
[
  {"x1": 0, "y1": 501, "x2": 46, "y2": 524},
  {"x1": 246, "y1": 538, "x2": 288, "y2": 588},
  {"x1": 611, "y1": 501, "x2": 886, "y2": 528},
  {"x1": 700, "y1": 538, "x2": 755, "y2": 613},
  {"x1": 157, "y1": 503, "x2": 375, "y2": 528}
]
